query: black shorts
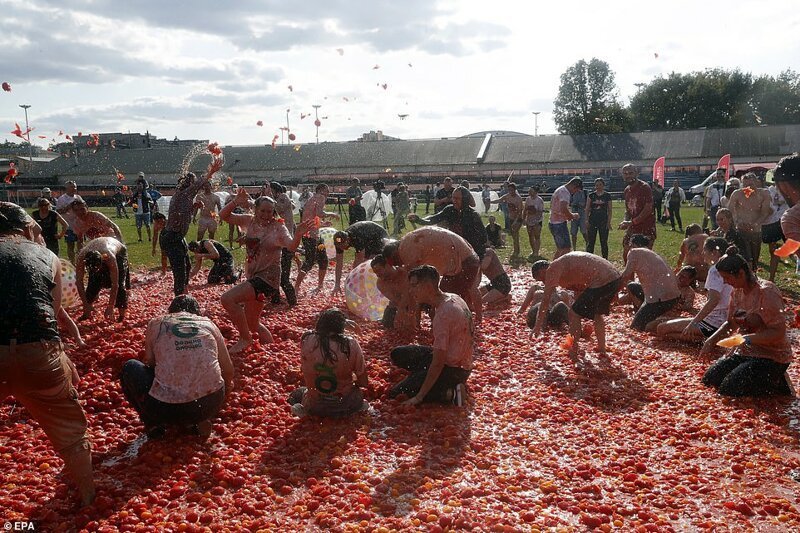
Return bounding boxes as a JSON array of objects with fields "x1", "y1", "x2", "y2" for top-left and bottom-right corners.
[
  {"x1": 301, "y1": 236, "x2": 328, "y2": 273},
  {"x1": 483, "y1": 272, "x2": 511, "y2": 296},
  {"x1": 572, "y1": 278, "x2": 620, "y2": 319},
  {"x1": 697, "y1": 320, "x2": 719, "y2": 338},
  {"x1": 631, "y1": 297, "x2": 679, "y2": 331},
  {"x1": 86, "y1": 248, "x2": 130, "y2": 309},
  {"x1": 762, "y1": 221, "x2": 785, "y2": 244},
  {"x1": 248, "y1": 277, "x2": 279, "y2": 300}
]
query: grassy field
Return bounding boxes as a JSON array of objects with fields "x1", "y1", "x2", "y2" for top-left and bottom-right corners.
[{"x1": 67, "y1": 204, "x2": 799, "y2": 295}]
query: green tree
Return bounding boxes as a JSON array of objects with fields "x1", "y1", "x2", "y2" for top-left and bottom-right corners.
[
  {"x1": 748, "y1": 69, "x2": 800, "y2": 125},
  {"x1": 629, "y1": 69, "x2": 752, "y2": 130},
  {"x1": 553, "y1": 58, "x2": 630, "y2": 135}
]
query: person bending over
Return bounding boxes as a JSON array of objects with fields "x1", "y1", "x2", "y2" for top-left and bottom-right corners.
[
  {"x1": 479, "y1": 247, "x2": 512, "y2": 307},
  {"x1": 120, "y1": 295, "x2": 234, "y2": 439},
  {"x1": 619, "y1": 234, "x2": 681, "y2": 332},
  {"x1": 371, "y1": 254, "x2": 411, "y2": 330},
  {"x1": 288, "y1": 308, "x2": 369, "y2": 417},
  {"x1": 700, "y1": 246, "x2": 793, "y2": 397},
  {"x1": 518, "y1": 269, "x2": 572, "y2": 331},
  {"x1": 389, "y1": 265, "x2": 473, "y2": 406},
  {"x1": 530, "y1": 253, "x2": 621, "y2": 358},
  {"x1": 188, "y1": 239, "x2": 238, "y2": 285},
  {"x1": 70, "y1": 199, "x2": 123, "y2": 242},
  {"x1": 75, "y1": 237, "x2": 130, "y2": 322},
  {"x1": 333, "y1": 220, "x2": 389, "y2": 293}
]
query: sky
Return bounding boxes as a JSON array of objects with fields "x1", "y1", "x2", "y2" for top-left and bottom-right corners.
[{"x1": 1, "y1": 0, "x2": 798, "y2": 148}]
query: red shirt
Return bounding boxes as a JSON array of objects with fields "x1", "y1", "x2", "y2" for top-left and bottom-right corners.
[{"x1": 624, "y1": 179, "x2": 655, "y2": 235}]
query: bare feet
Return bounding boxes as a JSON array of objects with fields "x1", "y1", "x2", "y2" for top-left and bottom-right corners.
[{"x1": 229, "y1": 338, "x2": 252, "y2": 355}]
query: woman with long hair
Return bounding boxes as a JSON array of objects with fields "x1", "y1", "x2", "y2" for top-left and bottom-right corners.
[
  {"x1": 219, "y1": 188, "x2": 312, "y2": 354},
  {"x1": 700, "y1": 246, "x2": 793, "y2": 396},
  {"x1": 288, "y1": 308, "x2": 368, "y2": 417}
]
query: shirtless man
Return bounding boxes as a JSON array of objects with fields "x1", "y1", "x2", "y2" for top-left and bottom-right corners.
[
  {"x1": 619, "y1": 234, "x2": 681, "y2": 332},
  {"x1": 727, "y1": 172, "x2": 772, "y2": 270},
  {"x1": 674, "y1": 224, "x2": 708, "y2": 281},
  {"x1": 479, "y1": 247, "x2": 512, "y2": 307},
  {"x1": 69, "y1": 199, "x2": 123, "y2": 242},
  {"x1": 530, "y1": 252, "x2": 621, "y2": 357},
  {"x1": 491, "y1": 182, "x2": 525, "y2": 260},
  {"x1": 371, "y1": 254, "x2": 411, "y2": 330},
  {"x1": 384, "y1": 226, "x2": 482, "y2": 323},
  {"x1": 193, "y1": 182, "x2": 223, "y2": 241},
  {"x1": 75, "y1": 237, "x2": 130, "y2": 322}
]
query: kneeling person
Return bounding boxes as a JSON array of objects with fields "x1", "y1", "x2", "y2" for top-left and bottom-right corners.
[
  {"x1": 76, "y1": 237, "x2": 130, "y2": 322},
  {"x1": 619, "y1": 234, "x2": 681, "y2": 332},
  {"x1": 389, "y1": 266, "x2": 473, "y2": 406},
  {"x1": 120, "y1": 295, "x2": 234, "y2": 438},
  {"x1": 189, "y1": 239, "x2": 238, "y2": 285},
  {"x1": 479, "y1": 247, "x2": 512, "y2": 307},
  {"x1": 288, "y1": 308, "x2": 369, "y2": 417}
]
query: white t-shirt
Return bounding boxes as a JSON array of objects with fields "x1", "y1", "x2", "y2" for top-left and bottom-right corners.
[
  {"x1": 549, "y1": 186, "x2": 571, "y2": 224},
  {"x1": 765, "y1": 185, "x2": 788, "y2": 225},
  {"x1": 432, "y1": 294, "x2": 474, "y2": 370},
  {"x1": 148, "y1": 313, "x2": 224, "y2": 404},
  {"x1": 525, "y1": 196, "x2": 544, "y2": 225},
  {"x1": 702, "y1": 265, "x2": 733, "y2": 327},
  {"x1": 55, "y1": 193, "x2": 83, "y2": 229}
]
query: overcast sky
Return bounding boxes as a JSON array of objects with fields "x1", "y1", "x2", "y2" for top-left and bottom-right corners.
[{"x1": 1, "y1": 0, "x2": 798, "y2": 147}]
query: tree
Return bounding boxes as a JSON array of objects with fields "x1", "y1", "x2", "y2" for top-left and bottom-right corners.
[
  {"x1": 553, "y1": 58, "x2": 630, "y2": 135},
  {"x1": 748, "y1": 69, "x2": 800, "y2": 126},
  {"x1": 629, "y1": 69, "x2": 752, "y2": 130}
]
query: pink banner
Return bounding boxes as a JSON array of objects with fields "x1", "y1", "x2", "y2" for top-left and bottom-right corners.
[
  {"x1": 652, "y1": 156, "x2": 665, "y2": 187},
  {"x1": 718, "y1": 154, "x2": 731, "y2": 181}
]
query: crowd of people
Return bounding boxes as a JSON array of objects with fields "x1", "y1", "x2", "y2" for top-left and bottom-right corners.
[{"x1": 2, "y1": 153, "x2": 799, "y2": 507}]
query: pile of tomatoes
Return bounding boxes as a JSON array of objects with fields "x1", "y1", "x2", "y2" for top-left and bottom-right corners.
[{"x1": 1, "y1": 268, "x2": 799, "y2": 531}]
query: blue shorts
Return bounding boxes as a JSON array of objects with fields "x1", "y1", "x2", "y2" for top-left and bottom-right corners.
[
  {"x1": 64, "y1": 229, "x2": 79, "y2": 243},
  {"x1": 135, "y1": 213, "x2": 152, "y2": 229},
  {"x1": 549, "y1": 222, "x2": 571, "y2": 250}
]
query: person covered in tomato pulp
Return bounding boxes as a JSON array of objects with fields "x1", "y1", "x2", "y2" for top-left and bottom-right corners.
[
  {"x1": 700, "y1": 246, "x2": 794, "y2": 397},
  {"x1": 69, "y1": 198, "x2": 123, "y2": 242},
  {"x1": 188, "y1": 239, "x2": 238, "y2": 285},
  {"x1": 0, "y1": 202, "x2": 96, "y2": 506},
  {"x1": 75, "y1": 236, "x2": 130, "y2": 322},
  {"x1": 295, "y1": 183, "x2": 340, "y2": 295},
  {"x1": 618, "y1": 234, "x2": 682, "y2": 332},
  {"x1": 333, "y1": 220, "x2": 389, "y2": 293},
  {"x1": 530, "y1": 252, "x2": 621, "y2": 358},
  {"x1": 120, "y1": 295, "x2": 234, "y2": 439},
  {"x1": 219, "y1": 190, "x2": 314, "y2": 354},
  {"x1": 288, "y1": 308, "x2": 369, "y2": 417},
  {"x1": 389, "y1": 265, "x2": 473, "y2": 406}
]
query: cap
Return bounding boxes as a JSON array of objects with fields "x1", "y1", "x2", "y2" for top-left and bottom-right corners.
[
  {"x1": 138, "y1": 172, "x2": 145, "y2": 177},
  {"x1": 41, "y1": 187, "x2": 52, "y2": 194}
]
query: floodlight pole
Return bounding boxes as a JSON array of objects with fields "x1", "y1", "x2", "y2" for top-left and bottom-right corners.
[
  {"x1": 531, "y1": 111, "x2": 540, "y2": 137},
  {"x1": 312, "y1": 104, "x2": 321, "y2": 144},
  {"x1": 19, "y1": 104, "x2": 33, "y2": 166}
]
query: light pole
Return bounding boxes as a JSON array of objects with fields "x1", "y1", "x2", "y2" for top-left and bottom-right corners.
[
  {"x1": 285, "y1": 108, "x2": 291, "y2": 144},
  {"x1": 312, "y1": 104, "x2": 321, "y2": 143},
  {"x1": 531, "y1": 111, "x2": 540, "y2": 137},
  {"x1": 19, "y1": 104, "x2": 33, "y2": 166},
  {"x1": 634, "y1": 82, "x2": 646, "y2": 92}
]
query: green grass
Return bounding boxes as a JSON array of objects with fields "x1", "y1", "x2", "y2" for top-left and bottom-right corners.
[{"x1": 75, "y1": 205, "x2": 799, "y2": 296}]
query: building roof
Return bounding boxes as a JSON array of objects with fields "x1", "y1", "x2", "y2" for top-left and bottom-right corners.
[{"x1": 26, "y1": 124, "x2": 800, "y2": 184}]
